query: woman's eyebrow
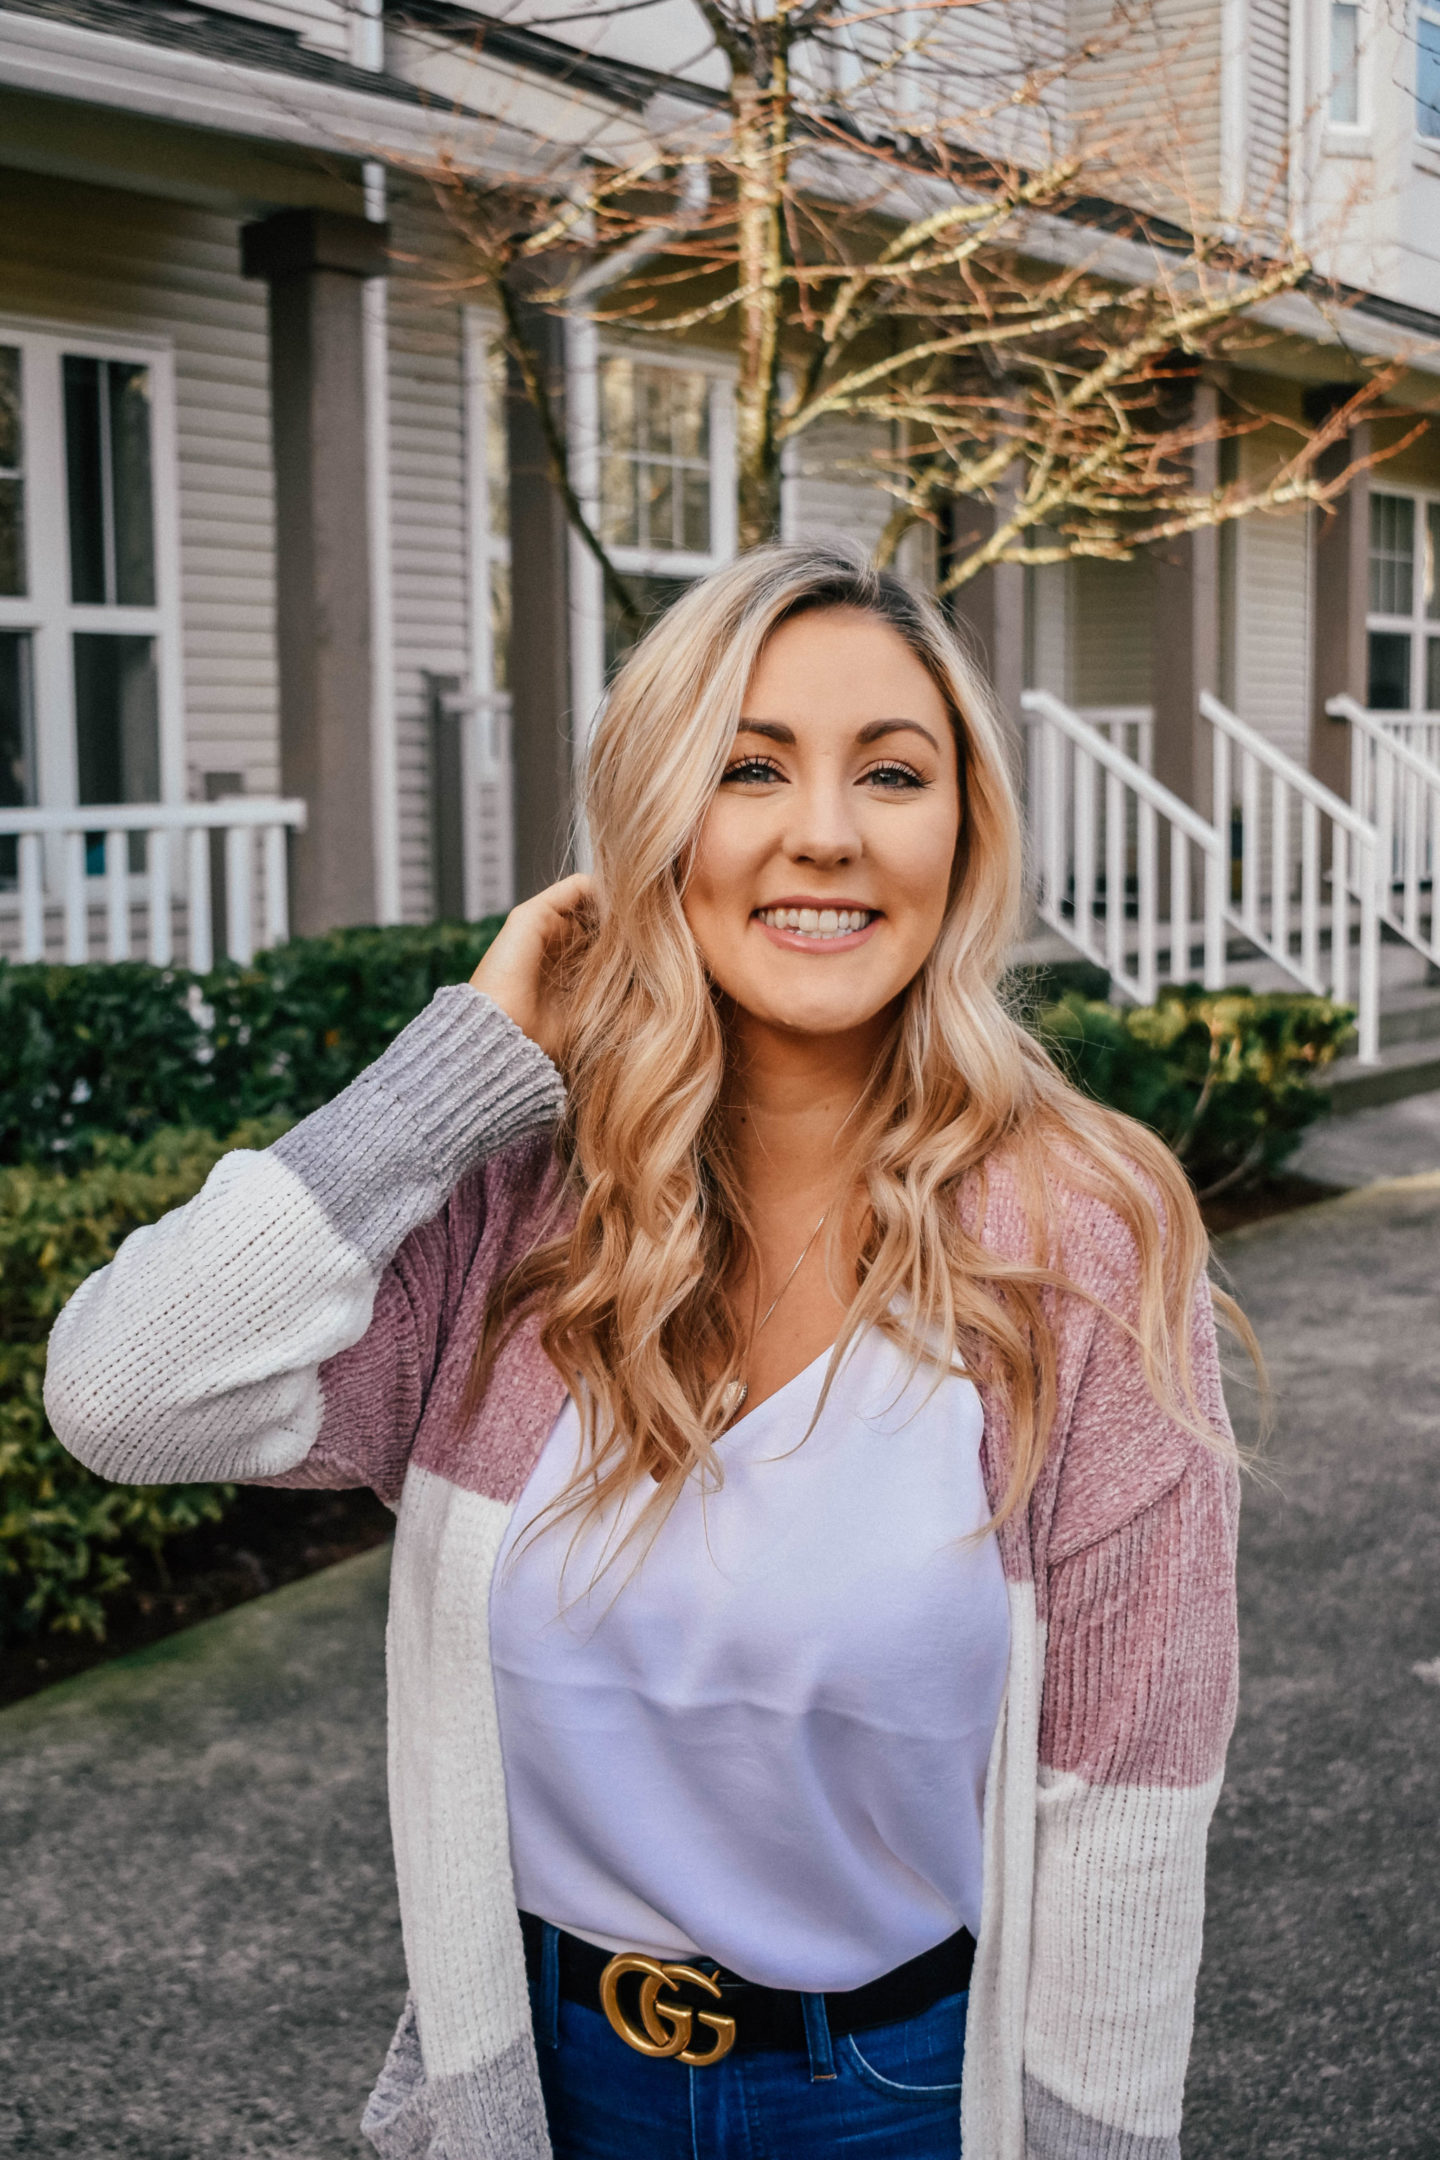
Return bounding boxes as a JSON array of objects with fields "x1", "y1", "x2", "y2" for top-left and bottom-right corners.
[{"x1": 734, "y1": 717, "x2": 941, "y2": 752}]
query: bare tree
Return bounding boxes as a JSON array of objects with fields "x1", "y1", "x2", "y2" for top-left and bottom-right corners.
[{"x1": 399, "y1": 0, "x2": 1417, "y2": 610}]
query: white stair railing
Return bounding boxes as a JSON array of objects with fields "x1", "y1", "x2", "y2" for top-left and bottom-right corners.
[
  {"x1": 0, "y1": 799, "x2": 306, "y2": 969},
  {"x1": 1329, "y1": 693, "x2": 1440, "y2": 967},
  {"x1": 1021, "y1": 690, "x2": 1227, "y2": 1004},
  {"x1": 1201, "y1": 693, "x2": 1380, "y2": 1063},
  {"x1": 1076, "y1": 704, "x2": 1155, "y2": 773}
]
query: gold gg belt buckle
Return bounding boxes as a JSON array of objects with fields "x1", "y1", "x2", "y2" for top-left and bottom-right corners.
[{"x1": 598, "y1": 1952, "x2": 737, "y2": 2066}]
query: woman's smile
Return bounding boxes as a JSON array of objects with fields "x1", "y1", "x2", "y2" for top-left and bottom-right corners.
[{"x1": 751, "y1": 899, "x2": 883, "y2": 950}]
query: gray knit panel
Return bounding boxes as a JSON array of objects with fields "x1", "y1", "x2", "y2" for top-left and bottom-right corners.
[
  {"x1": 274, "y1": 986, "x2": 565, "y2": 1268},
  {"x1": 1025, "y1": 2076, "x2": 1180, "y2": 2160},
  {"x1": 361, "y1": 1997, "x2": 552, "y2": 2160}
]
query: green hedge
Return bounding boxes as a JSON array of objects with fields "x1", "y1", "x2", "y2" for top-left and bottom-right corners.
[
  {"x1": 1032, "y1": 983, "x2": 1354, "y2": 1195},
  {"x1": 0, "y1": 1120, "x2": 290, "y2": 1644},
  {"x1": 0, "y1": 931, "x2": 1352, "y2": 1652},
  {"x1": 0, "y1": 918, "x2": 505, "y2": 1167}
]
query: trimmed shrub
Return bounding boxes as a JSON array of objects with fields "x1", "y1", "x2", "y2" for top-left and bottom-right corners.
[
  {"x1": 1032, "y1": 984, "x2": 1354, "y2": 1195},
  {"x1": 0, "y1": 918, "x2": 505, "y2": 1167},
  {"x1": 0, "y1": 1120, "x2": 290, "y2": 1643}
]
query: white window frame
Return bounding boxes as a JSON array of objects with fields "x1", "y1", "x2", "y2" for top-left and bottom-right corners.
[
  {"x1": 0, "y1": 318, "x2": 184, "y2": 841},
  {"x1": 1366, "y1": 484, "x2": 1440, "y2": 712},
  {"x1": 565, "y1": 324, "x2": 738, "y2": 767},
  {"x1": 463, "y1": 306, "x2": 514, "y2": 915}
]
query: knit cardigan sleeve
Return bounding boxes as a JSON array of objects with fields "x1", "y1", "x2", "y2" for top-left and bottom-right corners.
[
  {"x1": 43, "y1": 986, "x2": 565, "y2": 1499},
  {"x1": 1023, "y1": 1277, "x2": 1241, "y2": 2160}
]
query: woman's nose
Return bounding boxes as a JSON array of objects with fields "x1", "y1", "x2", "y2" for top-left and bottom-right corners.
[{"x1": 783, "y1": 782, "x2": 861, "y2": 867}]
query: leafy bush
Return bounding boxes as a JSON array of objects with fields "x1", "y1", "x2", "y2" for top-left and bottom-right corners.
[
  {"x1": 0, "y1": 919, "x2": 504, "y2": 1167},
  {"x1": 0, "y1": 1120, "x2": 290, "y2": 1644},
  {"x1": 1032, "y1": 984, "x2": 1355, "y2": 1195}
]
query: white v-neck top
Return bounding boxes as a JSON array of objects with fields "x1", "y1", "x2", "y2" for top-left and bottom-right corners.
[{"x1": 489, "y1": 1327, "x2": 1009, "y2": 1992}]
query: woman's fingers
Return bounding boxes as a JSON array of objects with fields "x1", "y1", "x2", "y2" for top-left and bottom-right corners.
[{"x1": 469, "y1": 873, "x2": 597, "y2": 1057}]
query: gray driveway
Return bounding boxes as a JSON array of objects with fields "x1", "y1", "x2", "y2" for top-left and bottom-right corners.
[{"x1": 2, "y1": 1176, "x2": 1438, "y2": 2157}]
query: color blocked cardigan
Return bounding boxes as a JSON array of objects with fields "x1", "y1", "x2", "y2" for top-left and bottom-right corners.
[{"x1": 45, "y1": 985, "x2": 1240, "y2": 2160}]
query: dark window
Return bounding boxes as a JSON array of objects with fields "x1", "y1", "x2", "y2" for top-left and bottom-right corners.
[
  {"x1": 64, "y1": 356, "x2": 156, "y2": 607},
  {"x1": 73, "y1": 633, "x2": 160, "y2": 871},
  {"x1": 0, "y1": 346, "x2": 23, "y2": 599},
  {"x1": 1420, "y1": 6, "x2": 1440, "y2": 139},
  {"x1": 1366, "y1": 630, "x2": 1412, "y2": 711},
  {"x1": 0, "y1": 631, "x2": 35, "y2": 886}
]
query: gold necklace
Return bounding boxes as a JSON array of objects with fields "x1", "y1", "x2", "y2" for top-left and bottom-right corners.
[{"x1": 718, "y1": 1206, "x2": 829, "y2": 1425}]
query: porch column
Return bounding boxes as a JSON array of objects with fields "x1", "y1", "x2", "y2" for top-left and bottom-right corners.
[
  {"x1": 505, "y1": 296, "x2": 574, "y2": 900},
  {"x1": 944, "y1": 499, "x2": 1026, "y2": 732},
  {"x1": 1309, "y1": 410, "x2": 1372, "y2": 800},
  {"x1": 241, "y1": 208, "x2": 389, "y2": 933},
  {"x1": 1151, "y1": 383, "x2": 1221, "y2": 813}
]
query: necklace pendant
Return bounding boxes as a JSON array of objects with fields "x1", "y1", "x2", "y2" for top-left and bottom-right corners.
[{"x1": 718, "y1": 1379, "x2": 748, "y2": 1423}]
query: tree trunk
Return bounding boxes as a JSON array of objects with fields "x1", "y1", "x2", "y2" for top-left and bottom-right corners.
[{"x1": 732, "y1": 67, "x2": 785, "y2": 549}]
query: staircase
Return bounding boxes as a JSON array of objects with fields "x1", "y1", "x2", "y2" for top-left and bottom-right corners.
[{"x1": 1017, "y1": 690, "x2": 1440, "y2": 1107}]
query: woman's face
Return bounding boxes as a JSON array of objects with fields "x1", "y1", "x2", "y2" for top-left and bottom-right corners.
[{"x1": 682, "y1": 606, "x2": 962, "y2": 1044}]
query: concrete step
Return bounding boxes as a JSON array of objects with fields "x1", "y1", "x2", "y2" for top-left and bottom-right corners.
[{"x1": 1321, "y1": 1034, "x2": 1440, "y2": 1113}]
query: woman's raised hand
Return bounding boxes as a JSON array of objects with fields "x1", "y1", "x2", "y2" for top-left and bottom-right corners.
[{"x1": 469, "y1": 872, "x2": 596, "y2": 1064}]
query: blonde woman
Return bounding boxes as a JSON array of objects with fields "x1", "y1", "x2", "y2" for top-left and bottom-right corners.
[{"x1": 47, "y1": 544, "x2": 1241, "y2": 2160}]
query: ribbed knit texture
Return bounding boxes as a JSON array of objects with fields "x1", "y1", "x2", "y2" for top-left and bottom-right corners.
[{"x1": 45, "y1": 986, "x2": 1240, "y2": 2160}]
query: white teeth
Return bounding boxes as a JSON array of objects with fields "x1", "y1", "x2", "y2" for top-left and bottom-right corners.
[{"x1": 757, "y1": 907, "x2": 874, "y2": 939}]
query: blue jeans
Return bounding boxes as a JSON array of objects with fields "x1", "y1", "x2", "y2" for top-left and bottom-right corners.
[{"x1": 528, "y1": 1927, "x2": 966, "y2": 2159}]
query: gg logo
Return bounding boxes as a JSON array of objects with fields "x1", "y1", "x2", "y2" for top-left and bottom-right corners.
[{"x1": 598, "y1": 1952, "x2": 738, "y2": 2066}]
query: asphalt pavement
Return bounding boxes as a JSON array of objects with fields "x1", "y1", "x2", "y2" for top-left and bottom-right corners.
[{"x1": 2, "y1": 1154, "x2": 1438, "y2": 2156}]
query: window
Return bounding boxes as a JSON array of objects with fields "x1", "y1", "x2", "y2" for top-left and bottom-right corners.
[
  {"x1": 594, "y1": 350, "x2": 736, "y2": 673},
  {"x1": 1420, "y1": 0, "x2": 1440, "y2": 138},
  {"x1": 1366, "y1": 489, "x2": 1440, "y2": 711},
  {"x1": 0, "y1": 325, "x2": 177, "y2": 873},
  {"x1": 1330, "y1": 0, "x2": 1362, "y2": 122}
]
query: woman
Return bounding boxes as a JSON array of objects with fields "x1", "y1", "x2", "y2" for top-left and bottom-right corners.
[{"x1": 47, "y1": 544, "x2": 1241, "y2": 2160}]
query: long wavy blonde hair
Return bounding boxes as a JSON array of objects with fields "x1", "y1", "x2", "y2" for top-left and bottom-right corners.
[{"x1": 475, "y1": 542, "x2": 1242, "y2": 1550}]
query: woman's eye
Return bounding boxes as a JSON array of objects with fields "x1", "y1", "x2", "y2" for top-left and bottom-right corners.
[
  {"x1": 721, "y1": 757, "x2": 783, "y2": 784},
  {"x1": 863, "y1": 761, "x2": 926, "y2": 791}
]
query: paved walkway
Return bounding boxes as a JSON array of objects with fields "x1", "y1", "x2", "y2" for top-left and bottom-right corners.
[{"x1": 2, "y1": 1172, "x2": 1438, "y2": 2157}]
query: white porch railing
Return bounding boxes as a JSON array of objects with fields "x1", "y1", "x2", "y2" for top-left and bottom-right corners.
[
  {"x1": 1021, "y1": 690, "x2": 1227, "y2": 1004},
  {"x1": 1076, "y1": 704, "x2": 1155, "y2": 773},
  {"x1": 0, "y1": 799, "x2": 306, "y2": 970},
  {"x1": 1200, "y1": 693, "x2": 1380, "y2": 1062},
  {"x1": 1330, "y1": 694, "x2": 1440, "y2": 968}
]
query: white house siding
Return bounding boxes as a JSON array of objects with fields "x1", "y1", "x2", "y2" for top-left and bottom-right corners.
[
  {"x1": 1069, "y1": 0, "x2": 1222, "y2": 214},
  {"x1": 0, "y1": 164, "x2": 279, "y2": 799},
  {"x1": 202, "y1": 0, "x2": 351, "y2": 57},
  {"x1": 1245, "y1": 0, "x2": 1291, "y2": 218},
  {"x1": 1227, "y1": 510, "x2": 1310, "y2": 765},
  {"x1": 385, "y1": 190, "x2": 511, "y2": 922},
  {"x1": 1071, "y1": 556, "x2": 1153, "y2": 706},
  {"x1": 784, "y1": 412, "x2": 899, "y2": 555}
]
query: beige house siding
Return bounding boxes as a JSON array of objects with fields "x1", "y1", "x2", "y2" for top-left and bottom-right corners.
[
  {"x1": 203, "y1": 0, "x2": 351, "y2": 57},
  {"x1": 784, "y1": 413, "x2": 898, "y2": 554},
  {"x1": 1246, "y1": 0, "x2": 1291, "y2": 214},
  {"x1": 1071, "y1": 556, "x2": 1154, "y2": 706},
  {"x1": 0, "y1": 164, "x2": 280, "y2": 799}
]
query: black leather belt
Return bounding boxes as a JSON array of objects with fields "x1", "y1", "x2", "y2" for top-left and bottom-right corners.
[{"x1": 520, "y1": 1909, "x2": 974, "y2": 2056}]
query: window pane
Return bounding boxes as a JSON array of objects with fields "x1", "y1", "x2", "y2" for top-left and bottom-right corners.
[
  {"x1": 1330, "y1": 0, "x2": 1359, "y2": 122},
  {"x1": 1367, "y1": 629, "x2": 1412, "y2": 710},
  {"x1": 109, "y1": 363, "x2": 156, "y2": 606},
  {"x1": 0, "y1": 631, "x2": 35, "y2": 888},
  {"x1": 1427, "y1": 502, "x2": 1440, "y2": 621},
  {"x1": 600, "y1": 452, "x2": 638, "y2": 547},
  {"x1": 64, "y1": 356, "x2": 106, "y2": 605},
  {"x1": 489, "y1": 559, "x2": 510, "y2": 694},
  {"x1": 641, "y1": 367, "x2": 672, "y2": 456},
  {"x1": 1420, "y1": 9, "x2": 1440, "y2": 140},
  {"x1": 682, "y1": 467, "x2": 712, "y2": 554},
  {"x1": 670, "y1": 372, "x2": 710, "y2": 461},
  {"x1": 600, "y1": 357, "x2": 636, "y2": 454},
  {"x1": 74, "y1": 631, "x2": 160, "y2": 804},
  {"x1": 642, "y1": 460, "x2": 675, "y2": 552},
  {"x1": 64, "y1": 355, "x2": 156, "y2": 606},
  {"x1": 0, "y1": 348, "x2": 24, "y2": 599},
  {"x1": 1427, "y1": 636, "x2": 1440, "y2": 713},
  {"x1": 1369, "y1": 493, "x2": 1415, "y2": 616}
]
